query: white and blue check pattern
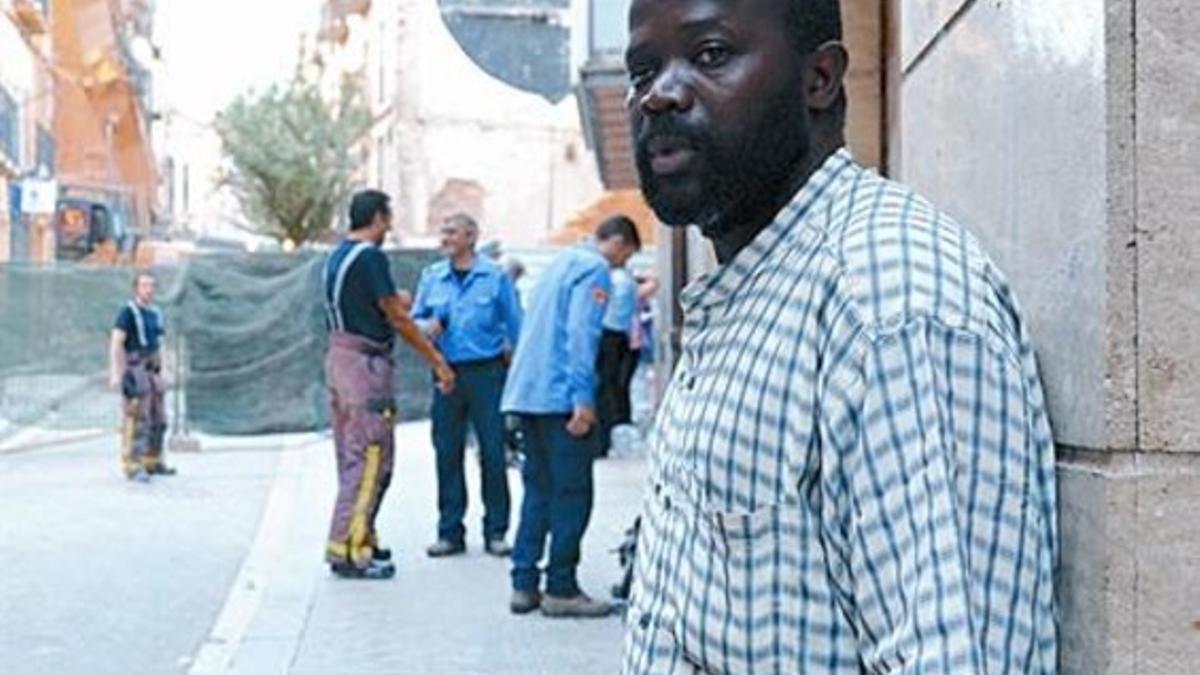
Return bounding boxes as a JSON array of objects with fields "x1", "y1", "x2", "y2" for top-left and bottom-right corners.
[{"x1": 622, "y1": 149, "x2": 1057, "y2": 674}]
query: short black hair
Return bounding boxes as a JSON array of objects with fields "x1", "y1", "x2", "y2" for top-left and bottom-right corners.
[
  {"x1": 132, "y1": 271, "x2": 155, "y2": 288},
  {"x1": 595, "y1": 214, "x2": 642, "y2": 251},
  {"x1": 349, "y1": 190, "x2": 391, "y2": 231},
  {"x1": 786, "y1": 0, "x2": 842, "y2": 53}
]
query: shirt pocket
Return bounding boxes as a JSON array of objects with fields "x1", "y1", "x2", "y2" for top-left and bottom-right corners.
[{"x1": 674, "y1": 503, "x2": 802, "y2": 675}]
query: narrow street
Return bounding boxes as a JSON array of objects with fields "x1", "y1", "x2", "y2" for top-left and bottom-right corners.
[{"x1": 0, "y1": 422, "x2": 644, "y2": 674}]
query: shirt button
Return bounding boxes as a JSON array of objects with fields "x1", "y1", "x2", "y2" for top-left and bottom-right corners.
[
  {"x1": 639, "y1": 612, "x2": 652, "y2": 629},
  {"x1": 685, "y1": 375, "x2": 697, "y2": 390}
]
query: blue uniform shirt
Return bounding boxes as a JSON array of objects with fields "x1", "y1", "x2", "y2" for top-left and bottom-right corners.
[
  {"x1": 501, "y1": 244, "x2": 612, "y2": 414},
  {"x1": 601, "y1": 266, "x2": 637, "y2": 334},
  {"x1": 412, "y1": 256, "x2": 522, "y2": 364},
  {"x1": 114, "y1": 302, "x2": 164, "y2": 353},
  {"x1": 323, "y1": 240, "x2": 397, "y2": 346}
]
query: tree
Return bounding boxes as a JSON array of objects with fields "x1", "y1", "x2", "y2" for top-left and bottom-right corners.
[{"x1": 216, "y1": 61, "x2": 372, "y2": 245}]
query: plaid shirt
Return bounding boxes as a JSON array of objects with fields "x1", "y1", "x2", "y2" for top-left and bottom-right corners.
[{"x1": 623, "y1": 150, "x2": 1057, "y2": 674}]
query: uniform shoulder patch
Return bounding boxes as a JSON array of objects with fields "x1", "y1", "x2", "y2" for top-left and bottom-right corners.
[{"x1": 593, "y1": 287, "x2": 608, "y2": 304}]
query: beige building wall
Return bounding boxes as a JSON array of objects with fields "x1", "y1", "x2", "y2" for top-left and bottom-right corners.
[
  {"x1": 365, "y1": 0, "x2": 604, "y2": 245},
  {"x1": 893, "y1": 0, "x2": 1200, "y2": 672}
]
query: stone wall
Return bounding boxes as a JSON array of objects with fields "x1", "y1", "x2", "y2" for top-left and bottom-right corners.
[{"x1": 893, "y1": 0, "x2": 1200, "y2": 671}]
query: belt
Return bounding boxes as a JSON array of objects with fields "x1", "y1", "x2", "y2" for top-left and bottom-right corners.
[{"x1": 449, "y1": 355, "x2": 505, "y2": 370}]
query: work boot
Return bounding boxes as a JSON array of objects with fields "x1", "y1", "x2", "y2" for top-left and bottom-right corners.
[
  {"x1": 147, "y1": 464, "x2": 177, "y2": 476},
  {"x1": 541, "y1": 592, "x2": 613, "y2": 618},
  {"x1": 329, "y1": 559, "x2": 395, "y2": 580},
  {"x1": 484, "y1": 539, "x2": 512, "y2": 557},
  {"x1": 426, "y1": 539, "x2": 466, "y2": 558},
  {"x1": 509, "y1": 589, "x2": 542, "y2": 614}
]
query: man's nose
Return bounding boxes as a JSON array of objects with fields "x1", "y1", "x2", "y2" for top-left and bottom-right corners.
[{"x1": 637, "y1": 62, "x2": 694, "y2": 116}]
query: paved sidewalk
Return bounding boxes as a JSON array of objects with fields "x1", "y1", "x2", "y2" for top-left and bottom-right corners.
[{"x1": 207, "y1": 421, "x2": 646, "y2": 675}]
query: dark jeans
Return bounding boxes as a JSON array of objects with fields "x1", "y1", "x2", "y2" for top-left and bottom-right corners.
[
  {"x1": 431, "y1": 357, "x2": 511, "y2": 544},
  {"x1": 510, "y1": 414, "x2": 595, "y2": 597},
  {"x1": 596, "y1": 329, "x2": 635, "y2": 453}
]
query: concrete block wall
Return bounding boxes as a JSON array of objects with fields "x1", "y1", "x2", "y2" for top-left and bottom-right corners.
[{"x1": 893, "y1": 0, "x2": 1200, "y2": 671}]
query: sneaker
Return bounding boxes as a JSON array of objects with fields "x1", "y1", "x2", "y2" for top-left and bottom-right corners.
[
  {"x1": 425, "y1": 539, "x2": 466, "y2": 558},
  {"x1": 484, "y1": 539, "x2": 512, "y2": 557},
  {"x1": 541, "y1": 592, "x2": 612, "y2": 618},
  {"x1": 509, "y1": 589, "x2": 542, "y2": 614},
  {"x1": 129, "y1": 468, "x2": 151, "y2": 483},
  {"x1": 329, "y1": 559, "x2": 396, "y2": 580}
]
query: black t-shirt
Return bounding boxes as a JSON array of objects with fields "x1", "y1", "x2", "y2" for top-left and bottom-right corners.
[
  {"x1": 324, "y1": 241, "x2": 397, "y2": 345},
  {"x1": 114, "y1": 302, "x2": 165, "y2": 353}
]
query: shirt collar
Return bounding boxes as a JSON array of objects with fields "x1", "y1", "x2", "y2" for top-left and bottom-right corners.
[
  {"x1": 439, "y1": 255, "x2": 488, "y2": 280},
  {"x1": 680, "y1": 147, "x2": 855, "y2": 312}
]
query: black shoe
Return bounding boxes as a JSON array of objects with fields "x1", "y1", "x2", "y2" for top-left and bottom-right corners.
[
  {"x1": 147, "y1": 464, "x2": 177, "y2": 476},
  {"x1": 329, "y1": 559, "x2": 396, "y2": 580},
  {"x1": 485, "y1": 539, "x2": 512, "y2": 557},
  {"x1": 373, "y1": 547, "x2": 392, "y2": 562},
  {"x1": 510, "y1": 589, "x2": 542, "y2": 614},
  {"x1": 426, "y1": 539, "x2": 466, "y2": 558}
]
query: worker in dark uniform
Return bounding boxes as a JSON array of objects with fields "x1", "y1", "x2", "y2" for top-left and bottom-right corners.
[
  {"x1": 503, "y1": 215, "x2": 642, "y2": 618},
  {"x1": 323, "y1": 189, "x2": 456, "y2": 580},
  {"x1": 109, "y1": 271, "x2": 173, "y2": 481},
  {"x1": 413, "y1": 213, "x2": 523, "y2": 558}
]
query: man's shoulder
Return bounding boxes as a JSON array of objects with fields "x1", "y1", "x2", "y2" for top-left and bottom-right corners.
[
  {"x1": 818, "y1": 172, "x2": 1010, "y2": 338},
  {"x1": 422, "y1": 259, "x2": 451, "y2": 278}
]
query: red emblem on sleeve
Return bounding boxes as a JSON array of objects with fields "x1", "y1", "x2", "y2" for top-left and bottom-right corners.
[{"x1": 593, "y1": 287, "x2": 608, "y2": 304}]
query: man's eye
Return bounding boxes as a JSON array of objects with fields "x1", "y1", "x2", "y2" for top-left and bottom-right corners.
[
  {"x1": 628, "y1": 65, "x2": 656, "y2": 88},
  {"x1": 694, "y1": 43, "x2": 731, "y2": 68}
]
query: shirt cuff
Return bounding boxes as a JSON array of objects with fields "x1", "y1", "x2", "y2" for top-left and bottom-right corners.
[{"x1": 571, "y1": 389, "x2": 595, "y2": 409}]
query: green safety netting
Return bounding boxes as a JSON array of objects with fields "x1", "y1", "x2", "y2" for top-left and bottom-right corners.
[{"x1": 0, "y1": 249, "x2": 438, "y2": 439}]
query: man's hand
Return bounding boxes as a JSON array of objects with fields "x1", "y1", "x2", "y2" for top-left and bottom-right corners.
[
  {"x1": 395, "y1": 290, "x2": 414, "y2": 311},
  {"x1": 425, "y1": 318, "x2": 445, "y2": 339},
  {"x1": 566, "y1": 405, "x2": 596, "y2": 438},
  {"x1": 434, "y1": 362, "x2": 456, "y2": 395},
  {"x1": 108, "y1": 372, "x2": 121, "y2": 392}
]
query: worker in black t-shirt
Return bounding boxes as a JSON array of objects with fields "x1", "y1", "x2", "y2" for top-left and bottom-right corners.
[
  {"x1": 322, "y1": 190, "x2": 456, "y2": 580},
  {"x1": 109, "y1": 271, "x2": 174, "y2": 481}
]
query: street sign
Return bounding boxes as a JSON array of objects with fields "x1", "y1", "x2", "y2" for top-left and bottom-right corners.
[{"x1": 20, "y1": 178, "x2": 57, "y2": 214}]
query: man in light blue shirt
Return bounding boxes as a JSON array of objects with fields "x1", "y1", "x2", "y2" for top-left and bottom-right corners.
[
  {"x1": 413, "y1": 213, "x2": 523, "y2": 558},
  {"x1": 503, "y1": 215, "x2": 641, "y2": 618}
]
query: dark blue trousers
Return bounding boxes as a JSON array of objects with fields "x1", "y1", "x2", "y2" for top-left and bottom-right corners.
[
  {"x1": 510, "y1": 414, "x2": 595, "y2": 597},
  {"x1": 431, "y1": 358, "x2": 511, "y2": 543}
]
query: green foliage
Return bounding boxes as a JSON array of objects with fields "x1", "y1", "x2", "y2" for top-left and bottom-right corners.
[{"x1": 216, "y1": 63, "x2": 372, "y2": 245}]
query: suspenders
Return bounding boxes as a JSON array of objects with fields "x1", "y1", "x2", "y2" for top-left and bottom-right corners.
[
  {"x1": 324, "y1": 242, "x2": 372, "y2": 332},
  {"x1": 127, "y1": 301, "x2": 160, "y2": 351}
]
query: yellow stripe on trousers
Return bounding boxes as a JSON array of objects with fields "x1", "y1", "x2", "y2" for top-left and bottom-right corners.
[
  {"x1": 121, "y1": 400, "x2": 138, "y2": 472},
  {"x1": 348, "y1": 444, "x2": 381, "y2": 564}
]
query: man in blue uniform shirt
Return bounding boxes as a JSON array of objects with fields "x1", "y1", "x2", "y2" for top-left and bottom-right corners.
[
  {"x1": 503, "y1": 215, "x2": 641, "y2": 618},
  {"x1": 413, "y1": 213, "x2": 523, "y2": 558}
]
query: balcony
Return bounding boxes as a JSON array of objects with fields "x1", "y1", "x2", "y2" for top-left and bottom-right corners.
[
  {"x1": 578, "y1": 58, "x2": 636, "y2": 190},
  {"x1": 13, "y1": 0, "x2": 49, "y2": 36}
]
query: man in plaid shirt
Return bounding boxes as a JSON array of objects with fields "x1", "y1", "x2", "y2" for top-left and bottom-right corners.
[{"x1": 622, "y1": 0, "x2": 1057, "y2": 673}]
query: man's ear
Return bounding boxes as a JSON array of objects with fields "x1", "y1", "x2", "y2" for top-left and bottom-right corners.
[{"x1": 806, "y1": 40, "x2": 848, "y2": 111}]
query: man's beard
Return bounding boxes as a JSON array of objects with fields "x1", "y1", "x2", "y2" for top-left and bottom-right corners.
[{"x1": 634, "y1": 104, "x2": 808, "y2": 238}]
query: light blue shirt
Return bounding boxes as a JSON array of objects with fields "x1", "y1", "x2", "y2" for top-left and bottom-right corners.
[
  {"x1": 602, "y1": 266, "x2": 638, "y2": 334},
  {"x1": 412, "y1": 256, "x2": 522, "y2": 364},
  {"x1": 501, "y1": 244, "x2": 612, "y2": 414}
]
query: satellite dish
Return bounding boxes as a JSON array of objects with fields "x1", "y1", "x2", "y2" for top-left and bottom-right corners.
[{"x1": 437, "y1": 0, "x2": 572, "y2": 103}]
